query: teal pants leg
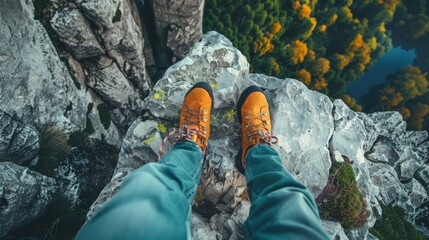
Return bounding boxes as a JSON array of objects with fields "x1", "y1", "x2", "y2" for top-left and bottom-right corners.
[
  {"x1": 243, "y1": 144, "x2": 330, "y2": 240},
  {"x1": 75, "y1": 140, "x2": 203, "y2": 240}
]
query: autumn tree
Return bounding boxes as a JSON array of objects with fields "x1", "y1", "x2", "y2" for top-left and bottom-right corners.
[
  {"x1": 388, "y1": 66, "x2": 428, "y2": 100},
  {"x1": 342, "y1": 95, "x2": 363, "y2": 112},
  {"x1": 312, "y1": 58, "x2": 331, "y2": 77},
  {"x1": 288, "y1": 40, "x2": 308, "y2": 64},
  {"x1": 296, "y1": 69, "x2": 312, "y2": 86}
]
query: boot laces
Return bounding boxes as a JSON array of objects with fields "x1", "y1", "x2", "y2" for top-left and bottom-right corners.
[
  {"x1": 245, "y1": 110, "x2": 278, "y2": 145},
  {"x1": 158, "y1": 108, "x2": 208, "y2": 159}
]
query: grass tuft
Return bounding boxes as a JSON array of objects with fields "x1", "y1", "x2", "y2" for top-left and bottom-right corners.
[{"x1": 316, "y1": 161, "x2": 368, "y2": 230}]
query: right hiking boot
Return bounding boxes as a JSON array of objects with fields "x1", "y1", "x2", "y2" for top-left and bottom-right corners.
[
  {"x1": 178, "y1": 82, "x2": 214, "y2": 153},
  {"x1": 235, "y1": 86, "x2": 278, "y2": 174}
]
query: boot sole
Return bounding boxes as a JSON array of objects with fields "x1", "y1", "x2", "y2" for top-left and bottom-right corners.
[{"x1": 235, "y1": 85, "x2": 264, "y2": 174}]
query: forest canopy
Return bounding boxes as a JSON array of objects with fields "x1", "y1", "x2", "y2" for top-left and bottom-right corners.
[{"x1": 204, "y1": 0, "x2": 429, "y2": 131}]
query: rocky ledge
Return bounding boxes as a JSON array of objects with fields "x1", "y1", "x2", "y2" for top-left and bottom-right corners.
[{"x1": 88, "y1": 32, "x2": 429, "y2": 239}]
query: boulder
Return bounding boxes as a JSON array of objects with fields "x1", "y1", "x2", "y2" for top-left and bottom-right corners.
[
  {"x1": 0, "y1": 0, "x2": 88, "y2": 133},
  {"x1": 0, "y1": 162, "x2": 57, "y2": 237},
  {"x1": 321, "y1": 220, "x2": 349, "y2": 240},
  {"x1": 56, "y1": 139, "x2": 118, "y2": 208},
  {"x1": 76, "y1": 0, "x2": 151, "y2": 96},
  {"x1": 0, "y1": 112, "x2": 39, "y2": 166},
  {"x1": 149, "y1": 0, "x2": 204, "y2": 67},
  {"x1": 51, "y1": 7, "x2": 104, "y2": 60}
]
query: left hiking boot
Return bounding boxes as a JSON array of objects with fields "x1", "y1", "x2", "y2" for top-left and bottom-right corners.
[
  {"x1": 179, "y1": 82, "x2": 214, "y2": 153},
  {"x1": 235, "y1": 86, "x2": 278, "y2": 174}
]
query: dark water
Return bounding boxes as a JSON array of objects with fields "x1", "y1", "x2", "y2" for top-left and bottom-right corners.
[{"x1": 347, "y1": 46, "x2": 417, "y2": 102}]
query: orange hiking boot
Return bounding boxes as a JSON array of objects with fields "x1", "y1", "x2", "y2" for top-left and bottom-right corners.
[
  {"x1": 179, "y1": 82, "x2": 214, "y2": 153},
  {"x1": 235, "y1": 86, "x2": 278, "y2": 174}
]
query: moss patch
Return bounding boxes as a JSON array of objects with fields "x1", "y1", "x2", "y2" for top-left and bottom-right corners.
[
  {"x1": 143, "y1": 133, "x2": 157, "y2": 145},
  {"x1": 369, "y1": 205, "x2": 427, "y2": 240},
  {"x1": 209, "y1": 81, "x2": 219, "y2": 90},
  {"x1": 97, "y1": 103, "x2": 111, "y2": 130},
  {"x1": 316, "y1": 161, "x2": 368, "y2": 230},
  {"x1": 224, "y1": 108, "x2": 236, "y2": 122},
  {"x1": 152, "y1": 90, "x2": 165, "y2": 100},
  {"x1": 156, "y1": 123, "x2": 167, "y2": 133}
]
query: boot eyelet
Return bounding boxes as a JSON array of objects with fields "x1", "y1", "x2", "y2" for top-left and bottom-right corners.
[
  {"x1": 245, "y1": 114, "x2": 250, "y2": 119},
  {"x1": 245, "y1": 124, "x2": 250, "y2": 128},
  {"x1": 203, "y1": 109, "x2": 208, "y2": 114},
  {"x1": 203, "y1": 118, "x2": 207, "y2": 122}
]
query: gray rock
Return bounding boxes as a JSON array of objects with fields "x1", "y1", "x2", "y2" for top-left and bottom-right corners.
[
  {"x1": 0, "y1": 162, "x2": 57, "y2": 237},
  {"x1": 192, "y1": 213, "x2": 218, "y2": 240},
  {"x1": 57, "y1": 139, "x2": 118, "y2": 208},
  {"x1": 149, "y1": 0, "x2": 204, "y2": 66},
  {"x1": 399, "y1": 159, "x2": 423, "y2": 181},
  {"x1": 416, "y1": 165, "x2": 429, "y2": 185},
  {"x1": 0, "y1": 112, "x2": 39, "y2": 165},
  {"x1": 403, "y1": 179, "x2": 428, "y2": 210},
  {"x1": 0, "y1": 0, "x2": 88, "y2": 133},
  {"x1": 77, "y1": 0, "x2": 151, "y2": 96},
  {"x1": 146, "y1": 31, "x2": 250, "y2": 119},
  {"x1": 368, "y1": 162, "x2": 409, "y2": 206},
  {"x1": 346, "y1": 224, "x2": 370, "y2": 240},
  {"x1": 321, "y1": 220, "x2": 349, "y2": 240},
  {"x1": 366, "y1": 233, "x2": 379, "y2": 240},
  {"x1": 366, "y1": 138, "x2": 399, "y2": 164},
  {"x1": 85, "y1": 56, "x2": 144, "y2": 128},
  {"x1": 368, "y1": 112, "x2": 407, "y2": 138},
  {"x1": 51, "y1": 7, "x2": 105, "y2": 60}
]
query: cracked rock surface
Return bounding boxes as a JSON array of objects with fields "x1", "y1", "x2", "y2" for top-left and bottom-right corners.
[{"x1": 0, "y1": 162, "x2": 57, "y2": 238}]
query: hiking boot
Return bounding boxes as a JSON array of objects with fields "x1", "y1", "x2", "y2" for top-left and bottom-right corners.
[
  {"x1": 235, "y1": 86, "x2": 278, "y2": 174},
  {"x1": 179, "y1": 82, "x2": 214, "y2": 153}
]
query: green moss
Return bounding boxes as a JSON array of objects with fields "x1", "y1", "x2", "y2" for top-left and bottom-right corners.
[
  {"x1": 209, "y1": 82, "x2": 219, "y2": 90},
  {"x1": 35, "y1": 126, "x2": 69, "y2": 177},
  {"x1": 369, "y1": 205, "x2": 427, "y2": 240},
  {"x1": 143, "y1": 133, "x2": 157, "y2": 145},
  {"x1": 157, "y1": 123, "x2": 167, "y2": 133},
  {"x1": 112, "y1": 5, "x2": 122, "y2": 23},
  {"x1": 152, "y1": 91, "x2": 165, "y2": 100},
  {"x1": 224, "y1": 108, "x2": 236, "y2": 122},
  {"x1": 97, "y1": 103, "x2": 111, "y2": 130},
  {"x1": 68, "y1": 131, "x2": 89, "y2": 147},
  {"x1": 317, "y1": 161, "x2": 367, "y2": 230}
]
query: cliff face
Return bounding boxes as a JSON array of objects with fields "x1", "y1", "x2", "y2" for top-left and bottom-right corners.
[{"x1": 0, "y1": 0, "x2": 428, "y2": 239}]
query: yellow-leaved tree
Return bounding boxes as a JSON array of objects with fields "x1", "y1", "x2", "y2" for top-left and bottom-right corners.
[
  {"x1": 253, "y1": 22, "x2": 282, "y2": 57},
  {"x1": 296, "y1": 69, "x2": 312, "y2": 86},
  {"x1": 289, "y1": 40, "x2": 308, "y2": 64}
]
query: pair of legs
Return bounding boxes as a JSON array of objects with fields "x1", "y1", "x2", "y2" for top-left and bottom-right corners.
[{"x1": 76, "y1": 83, "x2": 330, "y2": 239}]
